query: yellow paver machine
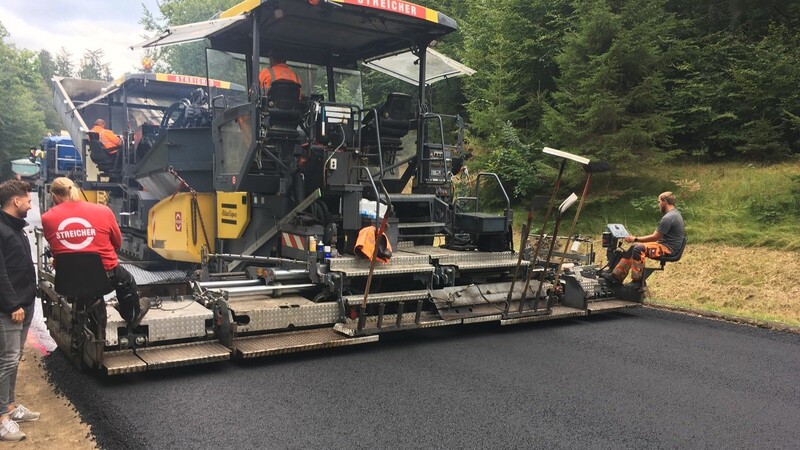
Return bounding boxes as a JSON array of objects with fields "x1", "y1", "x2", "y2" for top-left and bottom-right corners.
[{"x1": 38, "y1": 0, "x2": 647, "y2": 374}]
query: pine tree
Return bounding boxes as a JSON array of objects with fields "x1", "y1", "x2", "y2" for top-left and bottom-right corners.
[
  {"x1": 78, "y1": 49, "x2": 112, "y2": 81},
  {"x1": 54, "y1": 47, "x2": 74, "y2": 77},
  {"x1": 543, "y1": 0, "x2": 676, "y2": 163}
]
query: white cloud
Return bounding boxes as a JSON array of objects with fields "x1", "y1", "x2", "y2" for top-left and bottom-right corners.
[{"x1": 0, "y1": 1, "x2": 160, "y2": 78}]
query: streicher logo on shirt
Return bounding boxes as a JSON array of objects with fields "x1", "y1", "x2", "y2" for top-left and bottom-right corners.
[{"x1": 55, "y1": 217, "x2": 97, "y2": 250}]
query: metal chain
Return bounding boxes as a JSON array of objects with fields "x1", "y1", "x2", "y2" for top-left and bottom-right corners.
[
  {"x1": 191, "y1": 193, "x2": 212, "y2": 252},
  {"x1": 169, "y1": 166, "x2": 212, "y2": 252}
]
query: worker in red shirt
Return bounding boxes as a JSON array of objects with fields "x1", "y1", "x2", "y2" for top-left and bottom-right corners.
[
  {"x1": 258, "y1": 50, "x2": 302, "y2": 93},
  {"x1": 90, "y1": 119, "x2": 123, "y2": 153},
  {"x1": 41, "y1": 177, "x2": 149, "y2": 330}
]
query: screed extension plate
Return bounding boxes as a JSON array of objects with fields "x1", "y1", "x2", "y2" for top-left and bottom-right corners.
[
  {"x1": 232, "y1": 328, "x2": 378, "y2": 358},
  {"x1": 103, "y1": 341, "x2": 231, "y2": 375},
  {"x1": 501, "y1": 305, "x2": 587, "y2": 325},
  {"x1": 587, "y1": 300, "x2": 641, "y2": 313},
  {"x1": 103, "y1": 350, "x2": 147, "y2": 375}
]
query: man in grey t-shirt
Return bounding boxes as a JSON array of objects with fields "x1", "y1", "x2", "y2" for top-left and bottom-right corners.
[{"x1": 605, "y1": 191, "x2": 686, "y2": 284}]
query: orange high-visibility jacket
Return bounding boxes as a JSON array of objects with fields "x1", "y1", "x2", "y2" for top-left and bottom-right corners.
[
  {"x1": 355, "y1": 225, "x2": 393, "y2": 263},
  {"x1": 259, "y1": 63, "x2": 302, "y2": 91},
  {"x1": 91, "y1": 126, "x2": 123, "y2": 151}
]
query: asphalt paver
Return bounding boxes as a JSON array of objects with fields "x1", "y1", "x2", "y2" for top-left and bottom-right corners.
[{"x1": 45, "y1": 307, "x2": 800, "y2": 449}]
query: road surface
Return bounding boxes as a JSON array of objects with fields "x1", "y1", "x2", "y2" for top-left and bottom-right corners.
[{"x1": 45, "y1": 307, "x2": 799, "y2": 449}]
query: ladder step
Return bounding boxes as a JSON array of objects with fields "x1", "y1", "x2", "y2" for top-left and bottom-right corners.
[
  {"x1": 379, "y1": 193, "x2": 437, "y2": 202},
  {"x1": 396, "y1": 222, "x2": 445, "y2": 229}
]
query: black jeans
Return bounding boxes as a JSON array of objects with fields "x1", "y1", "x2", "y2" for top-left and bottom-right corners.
[{"x1": 108, "y1": 265, "x2": 140, "y2": 323}]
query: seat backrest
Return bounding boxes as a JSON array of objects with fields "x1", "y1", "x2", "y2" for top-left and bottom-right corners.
[
  {"x1": 379, "y1": 92, "x2": 413, "y2": 127},
  {"x1": 363, "y1": 92, "x2": 413, "y2": 139},
  {"x1": 658, "y1": 236, "x2": 687, "y2": 264},
  {"x1": 266, "y1": 80, "x2": 302, "y2": 119},
  {"x1": 54, "y1": 252, "x2": 112, "y2": 298}
]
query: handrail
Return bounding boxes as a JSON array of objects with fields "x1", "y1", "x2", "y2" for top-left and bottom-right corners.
[
  {"x1": 419, "y1": 113, "x2": 448, "y2": 184},
  {"x1": 474, "y1": 173, "x2": 510, "y2": 216},
  {"x1": 357, "y1": 107, "x2": 385, "y2": 180},
  {"x1": 453, "y1": 172, "x2": 511, "y2": 231}
]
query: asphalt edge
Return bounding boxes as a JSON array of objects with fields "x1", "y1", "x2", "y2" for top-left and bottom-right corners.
[{"x1": 644, "y1": 300, "x2": 800, "y2": 335}]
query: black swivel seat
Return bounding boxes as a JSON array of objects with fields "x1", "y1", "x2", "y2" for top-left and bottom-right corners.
[
  {"x1": 654, "y1": 236, "x2": 688, "y2": 266},
  {"x1": 262, "y1": 80, "x2": 303, "y2": 140},
  {"x1": 87, "y1": 131, "x2": 120, "y2": 176},
  {"x1": 360, "y1": 92, "x2": 414, "y2": 170},
  {"x1": 641, "y1": 236, "x2": 688, "y2": 283},
  {"x1": 54, "y1": 253, "x2": 113, "y2": 354}
]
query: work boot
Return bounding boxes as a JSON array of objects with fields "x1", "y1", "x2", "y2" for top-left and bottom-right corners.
[
  {"x1": 599, "y1": 271, "x2": 623, "y2": 286},
  {"x1": 0, "y1": 419, "x2": 25, "y2": 442},
  {"x1": 9, "y1": 405, "x2": 39, "y2": 423},
  {"x1": 129, "y1": 297, "x2": 151, "y2": 329}
]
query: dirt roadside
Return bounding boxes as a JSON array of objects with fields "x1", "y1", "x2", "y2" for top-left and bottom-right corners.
[{"x1": 12, "y1": 346, "x2": 96, "y2": 449}]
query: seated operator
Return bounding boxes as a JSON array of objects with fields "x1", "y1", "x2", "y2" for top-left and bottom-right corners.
[
  {"x1": 258, "y1": 50, "x2": 302, "y2": 94},
  {"x1": 601, "y1": 191, "x2": 686, "y2": 284},
  {"x1": 90, "y1": 119, "x2": 123, "y2": 156},
  {"x1": 41, "y1": 177, "x2": 150, "y2": 330}
]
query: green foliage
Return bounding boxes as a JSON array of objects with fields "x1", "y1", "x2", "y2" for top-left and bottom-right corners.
[
  {"x1": 37, "y1": 50, "x2": 55, "y2": 81},
  {"x1": 462, "y1": 0, "x2": 572, "y2": 146},
  {"x1": 478, "y1": 122, "x2": 551, "y2": 200},
  {"x1": 77, "y1": 49, "x2": 112, "y2": 81},
  {"x1": 0, "y1": 24, "x2": 46, "y2": 179},
  {"x1": 667, "y1": 24, "x2": 800, "y2": 160},
  {"x1": 543, "y1": 0, "x2": 676, "y2": 163},
  {"x1": 629, "y1": 195, "x2": 657, "y2": 213},
  {"x1": 54, "y1": 47, "x2": 74, "y2": 77},
  {"x1": 747, "y1": 174, "x2": 800, "y2": 224},
  {"x1": 572, "y1": 162, "x2": 800, "y2": 250}
]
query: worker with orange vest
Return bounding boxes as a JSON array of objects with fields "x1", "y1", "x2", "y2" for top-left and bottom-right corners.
[
  {"x1": 90, "y1": 119, "x2": 123, "y2": 155},
  {"x1": 258, "y1": 50, "x2": 302, "y2": 93}
]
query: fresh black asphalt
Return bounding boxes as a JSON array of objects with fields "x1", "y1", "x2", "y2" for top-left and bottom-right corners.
[{"x1": 45, "y1": 307, "x2": 800, "y2": 449}]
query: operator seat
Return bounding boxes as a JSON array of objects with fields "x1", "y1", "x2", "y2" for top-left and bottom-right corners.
[
  {"x1": 262, "y1": 80, "x2": 303, "y2": 139},
  {"x1": 360, "y1": 92, "x2": 414, "y2": 170},
  {"x1": 641, "y1": 236, "x2": 688, "y2": 283},
  {"x1": 654, "y1": 236, "x2": 688, "y2": 267},
  {"x1": 87, "y1": 131, "x2": 120, "y2": 175},
  {"x1": 54, "y1": 252, "x2": 113, "y2": 340}
]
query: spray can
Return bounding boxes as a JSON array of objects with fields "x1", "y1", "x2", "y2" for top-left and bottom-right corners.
[
  {"x1": 317, "y1": 241, "x2": 325, "y2": 260},
  {"x1": 324, "y1": 245, "x2": 332, "y2": 262}
]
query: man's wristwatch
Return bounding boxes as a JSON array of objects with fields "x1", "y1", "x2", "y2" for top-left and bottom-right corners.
[{"x1": 634, "y1": 237, "x2": 639, "y2": 242}]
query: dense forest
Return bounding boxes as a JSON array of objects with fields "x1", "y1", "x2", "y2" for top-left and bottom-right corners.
[{"x1": 2, "y1": 0, "x2": 799, "y2": 200}]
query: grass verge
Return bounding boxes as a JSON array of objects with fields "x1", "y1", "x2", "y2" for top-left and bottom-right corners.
[{"x1": 502, "y1": 162, "x2": 800, "y2": 326}]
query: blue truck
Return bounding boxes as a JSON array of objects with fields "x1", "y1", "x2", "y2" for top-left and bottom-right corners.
[{"x1": 32, "y1": 135, "x2": 82, "y2": 210}]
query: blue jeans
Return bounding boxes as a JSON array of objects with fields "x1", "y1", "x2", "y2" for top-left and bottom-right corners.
[{"x1": 0, "y1": 306, "x2": 32, "y2": 415}]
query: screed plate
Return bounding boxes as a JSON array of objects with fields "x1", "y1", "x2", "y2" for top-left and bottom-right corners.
[{"x1": 232, "y1": 328, "x2": 378, "y2": 358}]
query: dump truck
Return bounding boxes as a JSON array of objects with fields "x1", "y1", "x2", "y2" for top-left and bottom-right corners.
[{"x1": 37, "y1": 0, "x2": 648, "y2": 375}]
